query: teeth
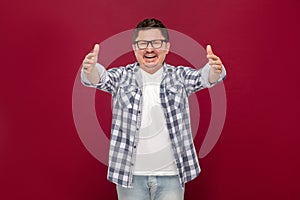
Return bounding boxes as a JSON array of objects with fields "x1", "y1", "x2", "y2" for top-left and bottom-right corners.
[{"x1": 145, "y1": 55, "x2": 156, "y2": 58}]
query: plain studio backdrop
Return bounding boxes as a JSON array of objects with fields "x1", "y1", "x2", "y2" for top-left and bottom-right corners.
[{"x1": 0, "y1": 0, "x2": 299, "y2": 199}]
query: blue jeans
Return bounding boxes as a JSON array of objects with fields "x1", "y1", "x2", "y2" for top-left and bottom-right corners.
[{"x1": 116, "y1": 175, "x2": 184, "y2": 200}]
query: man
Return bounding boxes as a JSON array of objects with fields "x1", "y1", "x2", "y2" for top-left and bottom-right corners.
[{"x1": 81, "y1": 18, "x2": 226, "y2": 200}]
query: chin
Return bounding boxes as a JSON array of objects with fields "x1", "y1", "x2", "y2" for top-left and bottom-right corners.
[{"x1": 145, "y1": 63, "x2": 157, "y2": 67}]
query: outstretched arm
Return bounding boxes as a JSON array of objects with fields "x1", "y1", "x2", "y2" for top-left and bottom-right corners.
[{"x1": 178, "y1": 44, "x2": 226, "y2": 95}]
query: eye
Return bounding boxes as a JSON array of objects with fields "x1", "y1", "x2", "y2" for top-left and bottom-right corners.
[
  {"x1": 138, "y1": 41, "x2": 147, "y2": 46},
  {"x1": 152, "y1": 40, "x2": 161, "y2": 45}
]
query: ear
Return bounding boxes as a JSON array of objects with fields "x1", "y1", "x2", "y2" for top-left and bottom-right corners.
[
  {"x1": 132, "y1": 44, "x2": 138, "y2": 56},
  {"x1": 132, "y1": 44, "x2": 137, "y2": 51},
  {"x1": 165, "y1": 42, "x2": 170, "y2": 54}
]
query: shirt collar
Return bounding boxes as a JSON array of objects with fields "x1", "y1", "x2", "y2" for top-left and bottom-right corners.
[{"x1": 130, "y1": 62, "x2": 174, "y2": 74}]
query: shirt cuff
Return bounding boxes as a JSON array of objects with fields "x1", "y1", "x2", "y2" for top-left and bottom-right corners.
[
  {"x1": 80, "y1": 63, "x2": 106, "y2": 87},
  {"x1": 201, "y1": 63, "x2": 227, "y2": 88}
]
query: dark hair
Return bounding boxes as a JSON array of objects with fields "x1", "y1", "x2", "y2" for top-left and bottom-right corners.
[{"x1": 132, "y1": 18, "x2": 169, "y2": 43}]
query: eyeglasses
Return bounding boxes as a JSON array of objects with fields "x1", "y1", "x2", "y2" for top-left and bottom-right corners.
[{"x1": 134, "y1": 40, "x2": 167, "y2": 50}]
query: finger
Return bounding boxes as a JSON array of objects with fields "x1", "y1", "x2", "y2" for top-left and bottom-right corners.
[
  {"x1": 211, "y1": 65, "x2": 223, "y2": 71},
  {"x1": 83, "y1": 67, "x2": 92, "y2": 74},
  {"x1": 85, "y1": 53, "x2": 96, "y2": 62},
  {"x1": 206, "y1": 44, "x2": 214, "y2": 56},
  {"x1": 85, "y1": 44, "x2": 100, "y2": 59},
  {"x1": 83, "y1": 56, "x2": 94, "y2": 64},
  {"x1": 93, "y1": 44, "x2": 100, "y2": 57},
  {"x1": 211, "y1": 68, "x2": 222, "y2": 74},
  {"x1": 207, "y1": 54, "x2": 220, "y2": 61},
  {"x1": 83, "y1": 60, "x2": 94, "y2": 66},
  {"x1": 209, "y1": 60, "x2": 222, "y2": 65},
  {"x1": 209, "y1": 65, "x2": 222, "y2": 71},
  {"x1": 83, "y1": 56, "x2": 97, "y2": 66},
  {"x1": 83, "y1": 64, "x2": 91, "y2": 69}
]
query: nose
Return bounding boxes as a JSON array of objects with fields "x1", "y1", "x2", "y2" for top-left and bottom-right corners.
[{"x1": 145, "y1": 44, "x2": 154, "y2": 52}]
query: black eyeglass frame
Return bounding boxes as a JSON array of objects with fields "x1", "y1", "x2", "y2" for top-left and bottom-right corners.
[{"x1": 134, "y1": 39, "x2": 168, "y2": 50}]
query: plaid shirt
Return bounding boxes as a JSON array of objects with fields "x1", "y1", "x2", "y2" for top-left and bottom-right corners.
[{"x1": 81, "y1": 62, "x2": 226, "y2": 188}]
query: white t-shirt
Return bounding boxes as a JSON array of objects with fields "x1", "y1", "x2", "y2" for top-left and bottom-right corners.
[{"x1": 133, "y1": 67, "x2": 178, "y2": 176}]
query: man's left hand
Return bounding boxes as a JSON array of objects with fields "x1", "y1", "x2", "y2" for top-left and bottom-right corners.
[{"x1": 206, "y1": 45, "x2": 223, "y2": 83}]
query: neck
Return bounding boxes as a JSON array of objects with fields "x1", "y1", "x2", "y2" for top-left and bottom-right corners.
[{"x1": 140, "y1": 65, "x2": 163, "y2": 74}]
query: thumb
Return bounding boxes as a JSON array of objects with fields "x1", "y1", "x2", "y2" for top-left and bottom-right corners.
[
  {"x1": 93, "y1": 44, "x2": 100, "y2": 58},
  {"x1": 206, "y1": 44, "x2": 214, "y2": 56}
]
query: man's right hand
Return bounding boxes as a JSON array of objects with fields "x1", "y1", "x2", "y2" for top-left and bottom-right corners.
[
  {"x1": 82, "y1": 44, "x2": 101, "y2": 84},
  {"x1": 82, "y1": 44, "x2": 100, "y2": 74}
]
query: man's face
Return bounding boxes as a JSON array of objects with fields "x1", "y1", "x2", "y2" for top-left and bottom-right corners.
[{"x1": 132, "y1": 28, "x2": 170, "y2": 74}]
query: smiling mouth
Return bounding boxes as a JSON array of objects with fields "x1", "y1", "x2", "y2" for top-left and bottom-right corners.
[{"x1": 144, "y1": 54, "x2": 157, "y2": 59}]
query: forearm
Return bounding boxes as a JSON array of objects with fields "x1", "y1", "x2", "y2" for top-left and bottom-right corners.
[
  {"x1": 209, "y1": 68, "x2": 221, "y2": 84},
  {"x1": 85, "y1": 65, "x2": 100, "y2": 84}
]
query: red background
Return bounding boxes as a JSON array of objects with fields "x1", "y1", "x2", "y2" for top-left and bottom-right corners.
[{"x1": 1, "y1": 0, "x2": 300, "y2": 199}]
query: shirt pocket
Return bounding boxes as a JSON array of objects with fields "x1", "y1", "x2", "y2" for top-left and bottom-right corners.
[
  {"x1": 166, "y1": 83, "x2": 185, "y2": 109},
  {"x1": 118, "y1": 85, "x2": 139, "y2": 109}
]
